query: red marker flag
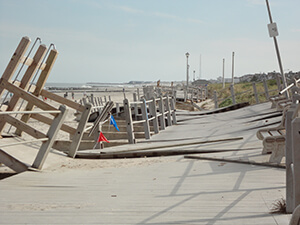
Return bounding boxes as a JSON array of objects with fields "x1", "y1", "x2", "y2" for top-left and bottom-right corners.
[{"x1": 97, "y1": 132, "x2": 110, "y2": 143}]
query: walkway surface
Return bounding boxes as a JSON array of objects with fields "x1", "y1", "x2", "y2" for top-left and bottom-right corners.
[{"x1": 0, "y1": 102, "x2": 291, "y2": 224}]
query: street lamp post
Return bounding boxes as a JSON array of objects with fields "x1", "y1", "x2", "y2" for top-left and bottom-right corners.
[{"x1": 185, "y1": 52, "x2": 190, "y2": 101}]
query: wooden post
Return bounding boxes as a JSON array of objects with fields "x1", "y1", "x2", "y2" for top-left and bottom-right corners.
[
  {"x1": 276, "y1": 74, "x2": 282, "y2": 92},
  {"x1": 137, "y1": 88, "x2": 140, "y2": 100},
  {"x1": 158, "y1": 96, "x2": 166, "y2": 130},
  {"x1": 292, "y1": 117, "x2": 300, "y2": 210},
  {"x1": 252, "y1": 82, "x2": 259, "y2": 104},
  {"x1": 165, "y1": 95, "x2": 172, "y2": 126},
  {"x1": 200, "y1": 88, "x2": 203, "y2": 100},
  {"x1": 286, "y1": 107, "x2": 296, "y2": 213},
  {"x1": 32, "y1": 105, "x2": 68, "y2": 170},
  {"x1": 184, "y1": 89, "x2": 187, "y2": 102},
  {"x1": 68, "y1": 103, "x2": 92, "y2": 158},
  {"x1": 123, "y1": 99, "x2": 135, "y2": 144},
  {"x1": 133, "y1": 92, "x2": 138, "y2": 118},
  {"x1": 214, "y1": 91, "x2": 218, "y2": 109},
  {"x1": 116, "y1": 102, "x2": 120, "y2": 115},
  {"x1": 141, "y1": 98, "x2": 150, "y2": 139},
  {"x1": 263, "y1": 79, "x2": 270, "y2": 100},
  {"x1": 0, "y1": 37, "x2": 31, "y2": 98},
  {"x1": 0, "y1": 44, "x2": 48, "y2": 134},
  {"x1": 149, "y1": 97, "x2": 159, "y2": 134},
  {"x1": 15, "y1": 49, "x2": 59, "y2": 136},
  {"x1": 170, "y1": 96, "x2": 177, "y2": 125},
  {"x1": 230, "y1": 84, "x2": 236, "y2": 105},
  {"x1": 90, "y1": 94, "x2": 95, "y2": 105}
]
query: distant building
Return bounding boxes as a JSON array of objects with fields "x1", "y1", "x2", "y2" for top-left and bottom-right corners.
[{"x1": 192, "y1": 79, "x2": 211, "y2": 87}]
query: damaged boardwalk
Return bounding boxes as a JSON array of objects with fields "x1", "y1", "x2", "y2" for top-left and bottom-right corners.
[{"x1": 0, "y1": 102, "x2": 292, "y2": 224}]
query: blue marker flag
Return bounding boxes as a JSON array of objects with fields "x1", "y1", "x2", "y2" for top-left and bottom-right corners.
[{"x1": 110, "y1": 115, "x2": 120, "y2": 131}]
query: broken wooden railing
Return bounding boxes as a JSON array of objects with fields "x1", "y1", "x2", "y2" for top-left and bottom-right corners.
[
  {"x1": 285, "y1": 90, "x2": 300, "y2": 213},
  {"x1": 0, "y1": 36, "x2": 100, "y2": 159},
  {"x1": 123, "y1": 95, "x2": 176, "y2": 144},
  {"x1": 0, "y1": 105, "x2": 67, "y2": 171}
]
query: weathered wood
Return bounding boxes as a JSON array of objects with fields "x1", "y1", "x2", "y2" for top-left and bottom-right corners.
[
  {"x1": 214, "y1": 90, "x2": 218, "y2": 109},
  {"x1": 124, "y1": 99, "x2": 135, "y2": 144},
  {"x1": 0, "y1": 149, "x2": 28, "y2": 173},
  {"x1": 170, "y1": 96, "x2": 177, "y2": 125},
  {"x1": 15, "y1": 49, "x2": 59, "y2": 136},
  {"x1": 33, "y1": 49, "x2": 58, "y2": 96},
  {"x1": 41, "y1": 89, "x2": 85, "y2": 112},
  {"x1": 88, "y1": 101, "x2": 114, "y2": 137},
  {"x1": 0, "y1": 44, "x2": 48, "y2": 134},
  {"x1": 141, "y1": 99, "x2": 150, "y2": 139},
  {"x1": 78, "y1": 147, "x2": 253, "y2": 159},
  {"x1": 19, "y1": 55, "x2": 46, "y2": 70},
  {"x1": 149, "y1": 97, "x2": 159, "y2": 134},
  {"x1": 133, "y1": 93, "x2": 138, "y2": 118},
  {"x1": 0, "y1": 37, "x2": 31, "y2": 98},
  {"x1": 68, "y1": 103, "x2": 92, "y2": 158},
  {"x1": 165, "y1": 95, "x2": 172, "y2": 126},
  {"x1": 158, "y1": 96, "x2": 166, "y2": 130},
  {"x1": 30, "y1": 113, "x2": 76, "y2": 135},
  {"x1": 32, "y1": 105, "x2": 68, "y2": 170},
  {"x1": 292, "y1": 117, "x2": 300, "y2": 210},
  {"x1": 286, "y1": 108, "x2": 295, "y2": 213},
  {"x1": 0, "y1": 79, "x2": 57, "y2": 113},
  {"x1": 101, "y1": 137, "x2": 244, "y2": 155},
  {"x1": 252, "y1": 82, "x2": 259, "y2": 104},
  {"x1": 0, "y1": 114, "x2": 47, "y2": 139}
]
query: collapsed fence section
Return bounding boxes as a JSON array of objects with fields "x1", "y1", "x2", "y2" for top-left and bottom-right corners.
[
  {"x1": 0, "y1": 105, "x2": 67, "y2": 170},
  {"x1": 123, "y1": 95, "x2": 177, "y2": 144}
]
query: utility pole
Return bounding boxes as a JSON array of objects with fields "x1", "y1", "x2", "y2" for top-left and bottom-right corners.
[
  {"x1": 265, "y1": 0, "x2": 288, "y2": 97},
  {"x1": 199, "y1": 54, "x2": 201, "y2": 80},
  {"x1": 222, "y1": 58, "x2": 225, "y2": 88},
  {"x1": 231, "y1": 52, "x2": 235, "y2": 85}
]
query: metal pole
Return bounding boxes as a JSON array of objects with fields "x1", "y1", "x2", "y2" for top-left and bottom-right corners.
[
  {"x1": 222, "y1": 58, "x2": 225, "y2": 88},
  {"x1": 231, "y1": 52, "x2": 235, "y2": 85},
  {"x1": 185, "y1": 52, "x2": 189, "y2": 101},
  {"x1": 199, "y1": 54, "x2": 201, "y2": 80},
  {"x1": 265, "y1": 0, "x2": 289, "y2": 97}
]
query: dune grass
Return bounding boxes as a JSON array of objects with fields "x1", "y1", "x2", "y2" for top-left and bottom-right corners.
[{"x1": 206, "y1": 79, "x2": 279, "y2": 107}]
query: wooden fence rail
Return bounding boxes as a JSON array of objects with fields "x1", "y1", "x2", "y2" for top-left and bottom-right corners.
[
  {"x1": 123, "y1": 95, "x2": 176, "y2": 144},
  {"x1": 0, "y1": 105, "x2": 67, "y2": 170}
]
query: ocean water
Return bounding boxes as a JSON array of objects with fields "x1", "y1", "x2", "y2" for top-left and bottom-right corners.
[
  {"x1": 45, "y1": 82, "x2": 157, "y2": 89},
  {"x1": 45, "y1": 82, "x2": 87, "y2": 88}
]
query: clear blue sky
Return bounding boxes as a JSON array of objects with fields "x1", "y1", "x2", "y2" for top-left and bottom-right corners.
[{"x1": 0, "y1": 0, "x2": 299, "y2": 83}]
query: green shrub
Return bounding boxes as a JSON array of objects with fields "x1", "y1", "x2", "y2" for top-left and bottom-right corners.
[{"x1": 219, "y1": 98, "x2": 233, "y2": 108}]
